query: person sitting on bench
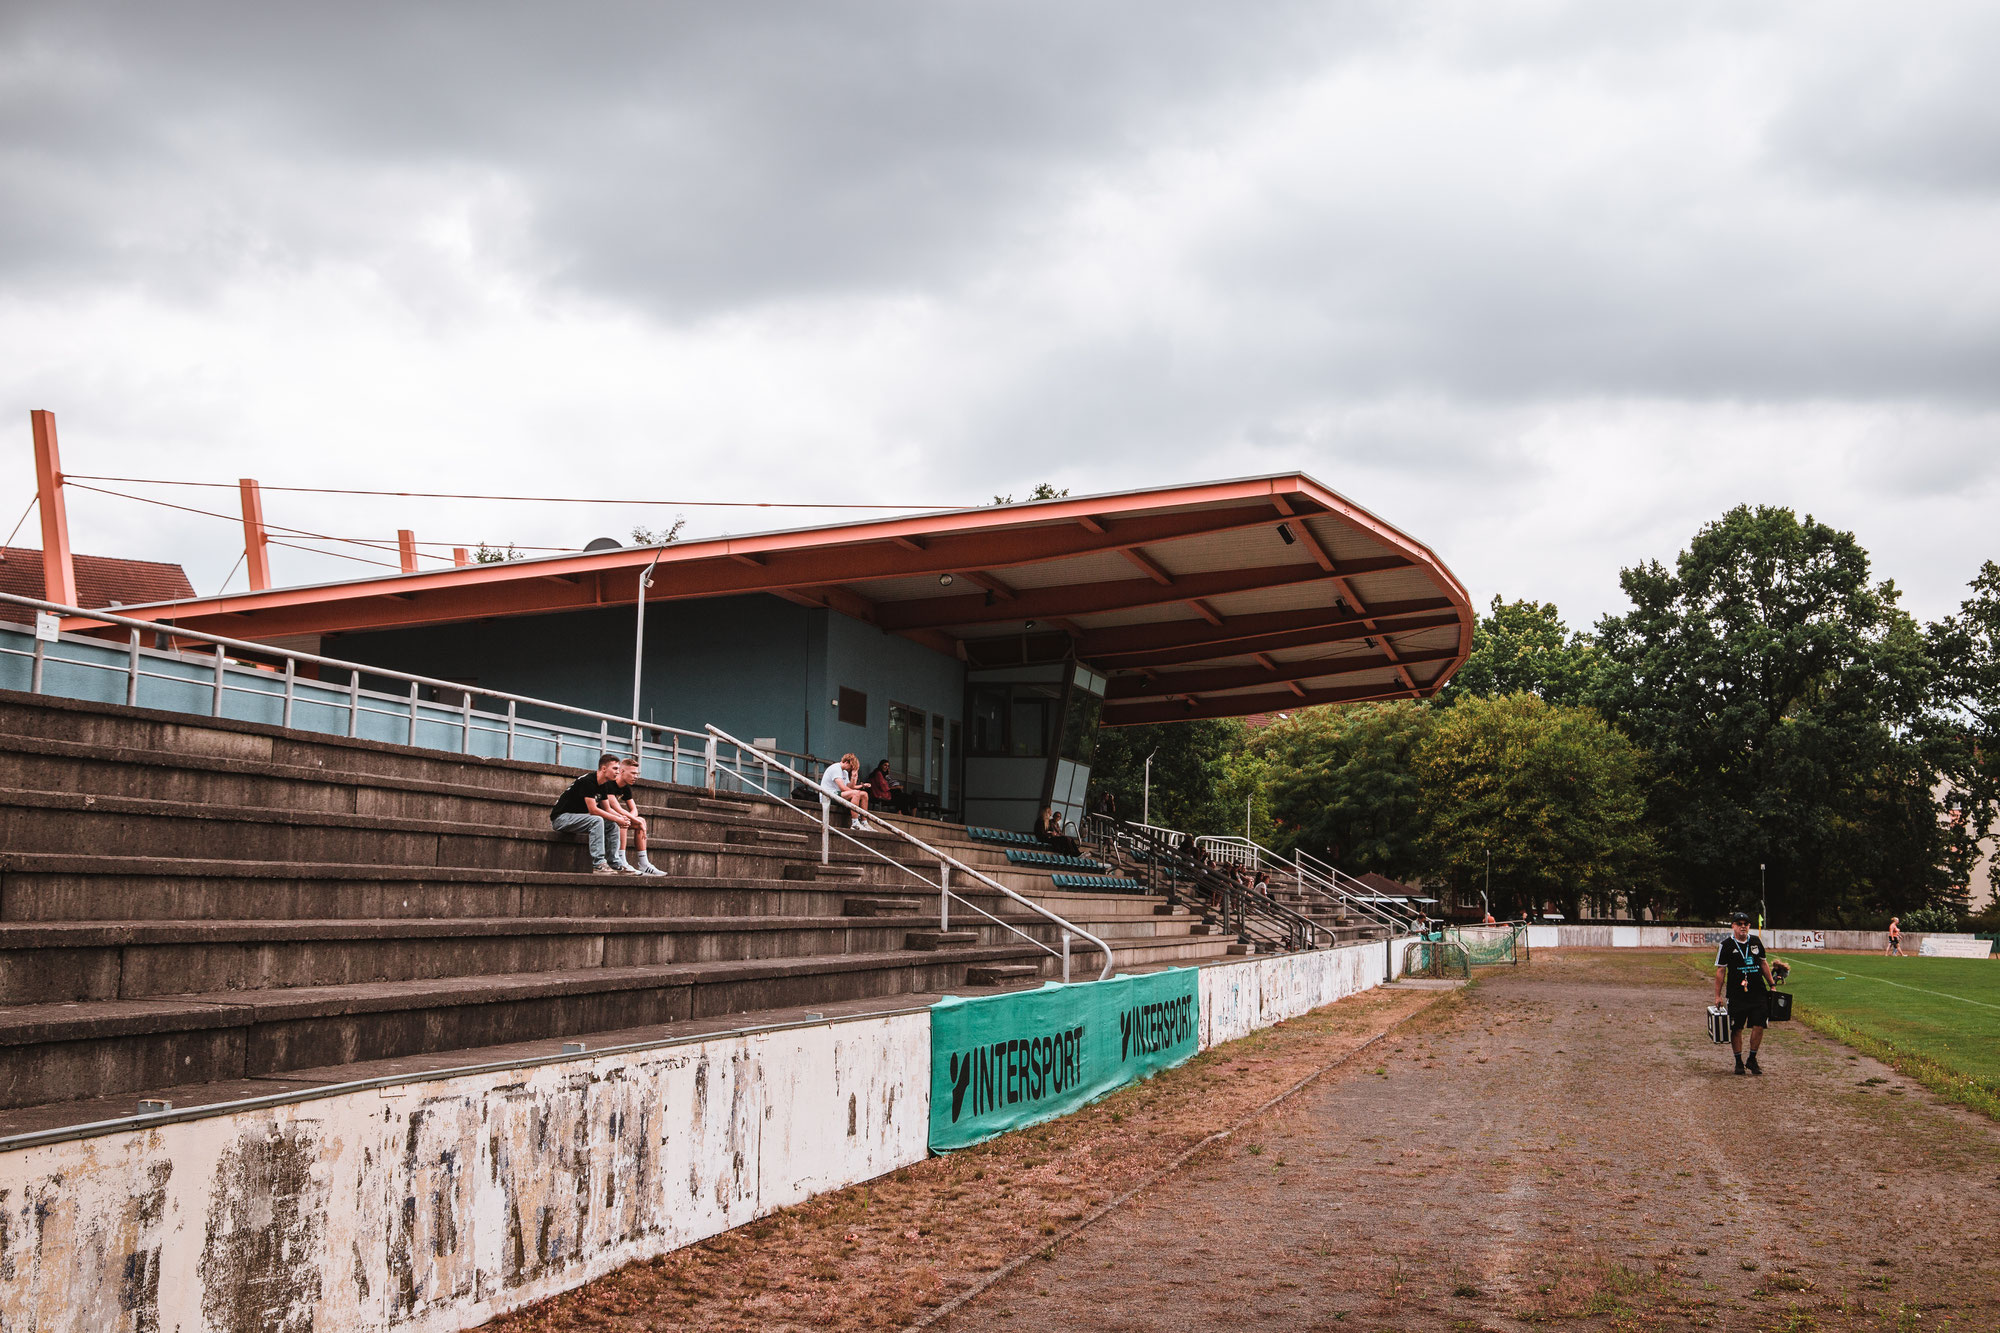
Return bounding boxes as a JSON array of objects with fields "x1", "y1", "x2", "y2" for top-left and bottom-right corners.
[
  {"x1": 550, "y1": 753, "x2": 637, "y2": 874},
  {"x1": 865, "y1": 759, "x2": 917, "y2": 816},
  {"x1": 1037, "y1": 805, "x2": 1081, "y2": 857},
  {"x1": 602, "y1": 756, "x2": 666, "y2": 876},
  {"x1": 819, "y1": 752, "x2": 874, "y2": 830}
]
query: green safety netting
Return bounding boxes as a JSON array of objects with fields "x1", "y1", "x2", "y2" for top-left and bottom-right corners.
[
  {"x1": 1447, "y1": 924, "x2": 1525, "y2": 966},
  {"x1": 1402, "y1": 940, "x2": 1471, "y2": 980}
]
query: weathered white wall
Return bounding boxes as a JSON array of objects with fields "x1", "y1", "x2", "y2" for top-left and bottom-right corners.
[
  {"x1": 2, "y1": 947, "x2": 1396, "y2": 1333},
  {"x1": 1529, "y1": 925, "x2": 1908, "y2": 952},
  {"x1": 0, "y1": 1014, "x2": 930, "y2": 1333},
  {"x1": 1197, "y1": 940, "x2": 1387, "y2": 1050}
]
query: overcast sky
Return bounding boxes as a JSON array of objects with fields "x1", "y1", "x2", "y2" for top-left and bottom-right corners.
[{"x1": 3, "y1": 0, "x2": 1995, "y2": 628}]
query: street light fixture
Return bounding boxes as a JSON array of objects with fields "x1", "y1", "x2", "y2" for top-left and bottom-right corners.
[
  {"x1": 1143, "y1": 748, "x2": 1158, "y2": 826},
  {"x1": 630, "y1": 546, "x2": 668, "y2": 744}
]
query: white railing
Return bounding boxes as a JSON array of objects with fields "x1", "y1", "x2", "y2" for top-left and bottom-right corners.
[
  {"x1": 0, "y1": 591, "x2": 818, "y2": 793},
  {"x1": 706, "y1": 724, "x2": 1113, "y2": 983},
  {"x1": 1194, "y1": 835, "x2": 1415, "y2": 934}
]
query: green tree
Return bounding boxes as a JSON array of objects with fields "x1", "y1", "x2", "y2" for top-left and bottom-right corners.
[
  {"x1": 1246, "y1": 702, "x2": 1434, "y2": 878},
  {"x1": 1089, "y1": 717, "x2": 1244, "y2": 832},
  {"x1": 1438, "y1": 596, "x2": 1600, "y2": 707},
  {"x1": 630, "y1": 519, "x2": 686, "y2": 545},
  {"x1": 1928, "y1": 560, "x2": 2000, "y2": 901},
  {"x1": 1414, "y1": 693, "x2": 1657, "y2": 921},
  {"x1": 991, "y1": 483, "x2": 1069, "y2": 505},
  {"x1": 1593, "y1": 505, "x2": 1961, "y2": 925}
]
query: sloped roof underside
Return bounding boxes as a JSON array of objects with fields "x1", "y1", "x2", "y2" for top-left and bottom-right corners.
[{"x1": 80, "y1": 474, "x2": 1473, "y2": 726}]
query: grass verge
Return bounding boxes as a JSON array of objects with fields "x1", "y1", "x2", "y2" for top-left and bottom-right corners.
[{"x1": 1674, "y1": 952, "x2": 2000, "y2": 1123}]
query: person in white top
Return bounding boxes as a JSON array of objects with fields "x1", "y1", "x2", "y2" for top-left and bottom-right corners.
[{"x1": 818, "y1": 752, "x2": 874, "y2": 829}]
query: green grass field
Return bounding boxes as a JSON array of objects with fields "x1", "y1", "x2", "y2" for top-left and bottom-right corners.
[{"x1": 1776, "y1": 952, "x2": 2000, "y2": 1117}]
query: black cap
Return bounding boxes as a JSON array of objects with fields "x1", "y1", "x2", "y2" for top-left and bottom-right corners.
[{"x1": 1730, "y1": 911, "x2": 1750, "y2": 923}]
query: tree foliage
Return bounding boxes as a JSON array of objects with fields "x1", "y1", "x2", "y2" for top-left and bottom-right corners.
[
  {"x1": 1413, "y1": 694, "x2": 1656, "y2": 920},
  {"x1": 1592, "y1": 505, "x2": 1964, "y2": 924},
  {"x1": 1088, "y1": 717, "x2": 1244, "y2": 832},
  {"x1": 1438, "y1": 596, "x2": 1600, "y2": 707},
  {"x1": 1928, "y1": 560, "x2": 2000, "y2": 898},
  {"x1": 1247, "y1": 702, "x2": 1434, "y2": 878}
]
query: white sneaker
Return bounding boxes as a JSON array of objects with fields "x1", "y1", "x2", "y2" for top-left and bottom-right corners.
[{"x1": 638, "y1": 862, "x2": 667, "y2": 877}]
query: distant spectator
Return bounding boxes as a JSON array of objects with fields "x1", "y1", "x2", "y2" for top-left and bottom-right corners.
[
  {"x1": 1886, "y1": 916, "x2": 1902, "y2": 957},
  {"x1": 550, "y1": 753, "x2": 636, "y2": 875},
  {"x1": 819, "y1": 752, "x2": 874, "y2": 830},
  {"x1": 1252, "y1": 869, "x2": 1272, "y2": 895},
  {"x1": 865, "y1": 759, "x2": 917, "y2": 816},
  {"x1": 1095, "y1": 790, "x2": 1119, "y2": 820},
  {"x1": 1037, "y1": 805, "x2": 1081, "y2": 857},
  {"x1": 1483, "y1": 910, "x2": 1497, "y2": 925},
  {"x1": 602, "y1": 757, "x2": 665, "y2": 876}
]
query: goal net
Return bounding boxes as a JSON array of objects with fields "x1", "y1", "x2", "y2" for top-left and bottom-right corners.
[{"x1": 1446, "y1": 924, "x2": 1526, "y2": 966}]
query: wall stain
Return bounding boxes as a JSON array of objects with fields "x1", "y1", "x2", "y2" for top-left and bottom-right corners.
[
  {"x1": 198, "y1": 1125, "x2": 325, "y2": 1333},
  {"x1": 118, "y1": 1159, "x2": 172, "y2": 1333}
]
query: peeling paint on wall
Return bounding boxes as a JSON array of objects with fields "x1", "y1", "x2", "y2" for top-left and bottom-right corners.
[{"x1": 1, "y1": 950, "x2": 1382, "y2": 1333}]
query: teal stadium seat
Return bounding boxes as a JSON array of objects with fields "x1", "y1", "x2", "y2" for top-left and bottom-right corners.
[
  {"x1": 1005, "y1": 849, "x2": 1109, "y2": 872},
  {"x1": 1050, "y1": 873, "x2": 1144, "y2": 891}
]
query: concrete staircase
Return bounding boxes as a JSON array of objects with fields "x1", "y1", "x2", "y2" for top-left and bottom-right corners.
[{"x1": 0, "y1": 691, "x2": 1234, "y2": 1118}]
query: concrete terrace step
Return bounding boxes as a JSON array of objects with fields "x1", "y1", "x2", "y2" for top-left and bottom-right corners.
[
  {"x1": 0, "y1": 944, "x2": 1056, "y2": 1110},
  {"x1": 0, "y1": 852, "x2": 1163, "y2": 926},
  {"x1": 0, "y1": 913, "x2": 1062, "y2": 1004}
]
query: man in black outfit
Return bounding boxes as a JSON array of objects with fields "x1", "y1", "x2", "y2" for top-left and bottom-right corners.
[
  {"x1": 549, "y1": 753, "x2": 636, "y2": 874},
  {"x1": 1714, "y1": 911, "x2": 1776, "y2": 1075}
]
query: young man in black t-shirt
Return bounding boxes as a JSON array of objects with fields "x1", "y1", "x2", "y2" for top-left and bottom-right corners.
[
  {"x1": 549, "y1": 753, "x2": 636, "y2": 874},
  {"x1": 602, "y1": 757, "x2": 665, "y2": 876},
  {"x1": 1714, "y1": 911, "x2": 1777, "y2": 1075}
]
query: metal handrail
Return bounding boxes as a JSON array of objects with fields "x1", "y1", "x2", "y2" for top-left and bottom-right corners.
[
  {"x1": 0, "y1": 590, "x2": 823, "y2": 789},
  {"x1": 705, "y1": 725, "x2": 1114, "y2": 983},
  {"x1": 1194, "y1": 834, "x2": 1410, "y2": 934},
  {"x1": 1109, "y1": 821, "x2": 1336, "y2": 952}
]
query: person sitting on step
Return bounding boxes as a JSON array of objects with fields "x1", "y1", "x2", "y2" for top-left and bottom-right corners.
[
  {"x1": 602, "y1": 756, "x2": 666, "y2": 875},
  {"x1": 864, "y1": 759, "x2": 917, "y2": 816},
  {"x1": 550, "y1": 753, "x2": 638, "y2": 874},
  {"x1": 1037, "y1": 805, "x2": 1081, "y2": 858},
  {"x1": 819, "y1": 752, "x2": 875, "y2": 830}
]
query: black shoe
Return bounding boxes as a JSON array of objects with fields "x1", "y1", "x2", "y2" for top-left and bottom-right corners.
[
  {"x1": 1734, "y1": 1061, "x2": 1746, "y2": 1075},
  {"x1": 1746, "y1": 1055, "x2": 1762, "y2": 1075}
]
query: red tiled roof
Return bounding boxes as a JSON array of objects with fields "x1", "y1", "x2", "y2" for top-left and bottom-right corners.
[{"x1": 0, "y1": 547, "x2": 196, "y2": 625}]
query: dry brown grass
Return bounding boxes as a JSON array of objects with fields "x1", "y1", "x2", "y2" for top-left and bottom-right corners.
[{"x1": 482, "y1": 985, "x2": 1442, "y2": 1332}]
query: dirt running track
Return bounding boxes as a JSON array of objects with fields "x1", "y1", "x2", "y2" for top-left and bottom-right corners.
[{"x1": 942, "y1": 952, "x2": 2000, "y2": 1332}]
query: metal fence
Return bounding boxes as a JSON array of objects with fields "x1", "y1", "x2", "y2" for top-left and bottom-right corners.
[{"x1": 0, "y1": 592, "x2": 823, "y2": 793}]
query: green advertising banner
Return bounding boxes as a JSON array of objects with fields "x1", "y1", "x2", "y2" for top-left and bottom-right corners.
[{"x1": 928, "y1": 968, "x2": 1200, "y2": 1151}]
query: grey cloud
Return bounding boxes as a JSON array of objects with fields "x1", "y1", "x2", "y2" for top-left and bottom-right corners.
[{"x1": 0, "y1": 1, "x2": 1371, "y2": 308}]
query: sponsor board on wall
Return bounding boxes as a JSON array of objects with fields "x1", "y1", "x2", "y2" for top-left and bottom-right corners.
[
  {"x1": 1919, "y1": 935, "x2": 1994, "y2": 958},
  {"x1": 928, "y1": 969, "x2": 1199, "y2": 1151}
]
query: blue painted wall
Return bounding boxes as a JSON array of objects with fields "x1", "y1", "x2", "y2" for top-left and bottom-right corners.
[{"x1": 328, "y1": 593, "x2": 964, "y2": 769}]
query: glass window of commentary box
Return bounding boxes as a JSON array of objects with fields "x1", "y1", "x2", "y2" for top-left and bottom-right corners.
[
  {"x1": 968, "y1": 682, "x2": 1062, "y2": 758},
  {"x1": 887, "y1": 702, "x2": 926, "y2": 785}
]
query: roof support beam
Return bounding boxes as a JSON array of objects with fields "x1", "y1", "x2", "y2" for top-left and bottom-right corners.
[
  {"x1": 878, "y1": 559, "x2": 1406, "y2": 632},
  {"x1": 1077, "y1": 601, "x2": 1459, "y2": 664},
  {"x1": 1119, "y1": 547, "x2": 1174, "y2": 586},
  {"x1": 1104, "y1": 646, "x2": 1460, "y2": 699},
  {"x1": 1187, "y1": 599, "x2": 1224, "y2": 626},
  {"x1": 1105, "y1": 678, "x2": 1417, "y2": 726}
]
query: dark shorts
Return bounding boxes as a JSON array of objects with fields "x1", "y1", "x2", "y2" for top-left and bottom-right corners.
[{"x1": 1727, "y1": 992, "x2": 1768, "y2": 1032}]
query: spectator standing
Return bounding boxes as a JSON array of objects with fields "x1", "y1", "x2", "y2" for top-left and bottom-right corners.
[
  {"x1": 1886, "y1": 917, "x2": 1902, "y2": 956},
  {"x1": 1715, "y1": 911, "x2": 1777, "y2": 1075},
  {"x1": 550, "y1": 754, "x2": 636, "y2": 874},
  {"x1": 602, "y1": 757, "x2": 666, "y2": 876}
]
